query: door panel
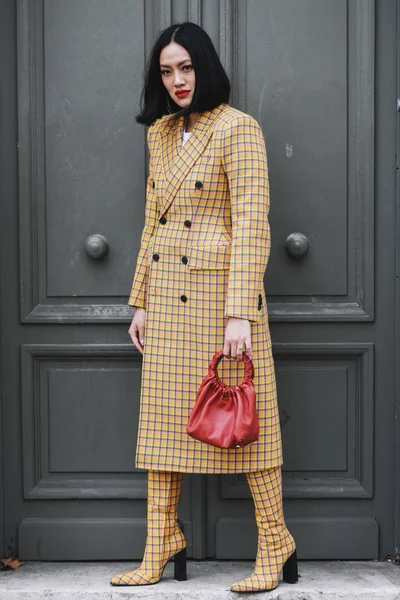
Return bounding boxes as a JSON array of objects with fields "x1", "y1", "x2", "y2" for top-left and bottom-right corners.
[
  {"x1": 250, "y1": 0, "x2": 349, "y2": 299},
  {"x1": 44, "y1": 1, "x2": 145, "y2": 298},
  {"x1": 18, "y1": 0, "x2": 147, "y2": 321},
  {"x1": 246, "y1": 0, "x2": 374, "y2": 320},
  {"x1": 21, "y1": 345, "x2": 144, "y2": 499},
  {"x1": 14, "y1": 0, "x2": 194, "y2": 560},
  {"x1": 205, "y1": 0, "x2": 394, "y2": 560}
]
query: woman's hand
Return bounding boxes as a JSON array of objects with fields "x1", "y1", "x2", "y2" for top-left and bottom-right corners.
[
  {"x1": 129, "y1": 308, "x2": 146, "y2": 354},
  {"x1": 223, "y1": 317, "x2": 253, "y2": 361}
]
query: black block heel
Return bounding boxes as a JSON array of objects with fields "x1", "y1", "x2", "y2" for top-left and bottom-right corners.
[
  {"x1": 282, "y1": 549, "x2": 298, "y2": 584},
  {"x1": 174, "y1": 547, "x2": 187, "y2": 581}
]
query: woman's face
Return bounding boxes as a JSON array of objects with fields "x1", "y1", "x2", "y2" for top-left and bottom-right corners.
[{"x1": 159, "y1": 42, "x2": 195, "y2": 109}]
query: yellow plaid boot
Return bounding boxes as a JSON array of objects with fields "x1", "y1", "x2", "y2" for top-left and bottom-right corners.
[
  {"x1": 110, "y1": 470, "x2": 186, "y2": 586},
  {"x1": 230, "y1": 466, "x2": 298, "y2": 593}
]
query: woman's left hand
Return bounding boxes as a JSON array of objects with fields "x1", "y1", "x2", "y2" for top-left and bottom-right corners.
[{"x1": 223, "y1": 317, "x2": 253, "y2": 361}]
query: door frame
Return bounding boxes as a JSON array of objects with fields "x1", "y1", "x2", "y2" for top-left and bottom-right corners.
[
  {"x1": 0, "y1": 0, "x2": 14, "y2": 559},
  {"x1": 0, "y1": 0, "x2": 18, "y2": 559},
  {"x1": 395, "y1": 0, "x2": 400, "y2": 557}
]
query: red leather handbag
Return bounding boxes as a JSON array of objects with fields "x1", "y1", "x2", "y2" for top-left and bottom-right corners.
[{"x1": 187, "y1": 349, "x2": 259, "y2": 449}]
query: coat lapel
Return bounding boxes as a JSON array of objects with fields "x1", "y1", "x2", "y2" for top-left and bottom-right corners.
[{"x1": 158, "y1": 103, "x2": 227, "y2": 218}]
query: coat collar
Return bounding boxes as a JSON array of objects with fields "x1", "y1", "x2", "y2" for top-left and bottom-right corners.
[
  {"x1": 161, "y1": 102, "x2": 228, "y2": 136},
  {"x1": 157, "y1": 103, "x2": 228, "y2": 218}
]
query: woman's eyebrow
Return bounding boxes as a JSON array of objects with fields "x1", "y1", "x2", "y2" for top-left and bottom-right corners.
[{"x1": 160, "y1": 60, "x2": 191, "y2": 68}]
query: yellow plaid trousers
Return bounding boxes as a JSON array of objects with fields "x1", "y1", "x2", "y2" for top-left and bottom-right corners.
[{"x1": 129, "y1": 102, "x2": 283, "y2": 473}]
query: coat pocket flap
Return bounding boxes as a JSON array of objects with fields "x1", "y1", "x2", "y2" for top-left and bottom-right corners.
[{"x1": 187, "y1": 244, "x2": 231, "y2": 270}]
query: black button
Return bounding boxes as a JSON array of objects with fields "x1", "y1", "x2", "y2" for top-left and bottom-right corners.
[
  {"x1": 181, "y1": 256, "x2": 188, "y2": 265},
  {"x1": 184, "y1": 220, "x2": 192, "y2": 228},
  {"x1": 159, "y1": 216, "x2": 167, "y2": 224},
  {"x1": 152, "y1": 253, "x2": 159, "y2": 262},
  {"x1": 152, "y1": 181, "x2": 155, "y2": 189},
  {"x1": 180, "y1": 294, "x2": 187, "y2": 303},
  {"x1": 195, "y1": 181, "x2": 203, "y2": 190}
]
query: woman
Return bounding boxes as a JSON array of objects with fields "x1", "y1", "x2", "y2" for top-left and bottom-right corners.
[{"x1": 110, "y1": 21, "x2": 297, "y2": 593}]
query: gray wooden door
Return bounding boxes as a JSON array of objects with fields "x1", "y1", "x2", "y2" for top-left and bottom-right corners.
[{"x1": 0, "y1": 0, "x2": 397, "y2": 561}]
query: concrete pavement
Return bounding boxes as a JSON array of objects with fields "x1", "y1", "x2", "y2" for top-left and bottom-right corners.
[{"x1": 0, "y1": 559, "x2": 399, "y2": 599}]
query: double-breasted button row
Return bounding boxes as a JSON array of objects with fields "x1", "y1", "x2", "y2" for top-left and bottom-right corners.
[
  {"x1": 152, "y1": 253, "x2": 188, "y2": 265},
  {"x1": 151, "y1": 253, "x2": 189, "y2": 302},
  {"x1": 152, "y1": 179, "x2": 202, "y2": 191},
  {"x1": 158, "y1": 218, "x2": 192, "y2": 228},
  {"x1": 180, "y1": 231, "x2": 190, "y2": 297},
  {"x1": 158, "y1": 217, "x2": 192, "y2": 227}
]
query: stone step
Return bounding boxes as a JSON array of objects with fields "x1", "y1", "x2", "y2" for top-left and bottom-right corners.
[{"x1": 0, "y1": 560, "x2": 399, "y2": 600}]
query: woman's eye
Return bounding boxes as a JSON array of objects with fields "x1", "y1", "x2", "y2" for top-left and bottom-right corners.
[
  {"x1": 161, "y1": 70, "x2": 170, "y2": 76},
  {"x1": 183, "y1": 65, "x2": 192, "y2": 71}
]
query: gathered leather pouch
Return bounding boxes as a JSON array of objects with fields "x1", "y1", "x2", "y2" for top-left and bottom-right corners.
[{"x1": 187, "y1": 349, "x2": 259, "y2": 449}]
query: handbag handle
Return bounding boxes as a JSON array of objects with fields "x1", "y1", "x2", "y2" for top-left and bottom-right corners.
[{"x1": 209, "y1": 349, "x2": 254, "y2": 386}]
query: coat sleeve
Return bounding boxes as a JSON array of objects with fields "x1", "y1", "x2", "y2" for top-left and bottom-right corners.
[
  {"x1": 128, "y1": 125, "x2": 158, "y2": 308},
  {"x1": 221, "y1": 114, "x2": 271, "y2": 322}
]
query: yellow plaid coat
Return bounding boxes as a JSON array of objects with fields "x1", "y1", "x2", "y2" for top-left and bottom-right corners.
[{"x1": 129, "y1": 102, "x2": 282, "y2": 473}]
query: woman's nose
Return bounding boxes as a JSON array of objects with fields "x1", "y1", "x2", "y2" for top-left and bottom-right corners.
[{"x1": 173, "y1": 71, "x2": 185, "y2": 85}]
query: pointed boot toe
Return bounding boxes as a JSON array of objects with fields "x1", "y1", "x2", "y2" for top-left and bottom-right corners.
[
  {"x1": 230, "y1": 578, "x2": 245, "y2": 592},
  {"x1": 110, "y1": 569, "x2": 151, "y2": 586},
  {"x1": 110, "y1": 573, "x2": 124, "y2": 586},
  {"x1": 230, "y1": 574, "x2": 278, "y2": 593}
]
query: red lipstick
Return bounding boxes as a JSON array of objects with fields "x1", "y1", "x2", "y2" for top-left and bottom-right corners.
[{"x1": 176, "y1": 90, "x2": 190, "y2": 98}]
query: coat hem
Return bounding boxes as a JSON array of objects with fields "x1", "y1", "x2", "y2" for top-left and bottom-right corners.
[{"x1": 135, "y1": 457, "x2": 283, "y2": 474}]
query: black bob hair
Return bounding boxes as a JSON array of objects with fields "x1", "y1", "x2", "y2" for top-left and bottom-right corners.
[{"x1": 136, "y1": 21, "x2": 231, "y2": 126}]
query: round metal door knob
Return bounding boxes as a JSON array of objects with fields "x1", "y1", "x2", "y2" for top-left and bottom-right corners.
[
  {"x1": 285, "y1": 233, "x2": 309, "y2": 258},
  {"x1": 84, "y1": 234, "x2": 109, "y2": 259}
]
